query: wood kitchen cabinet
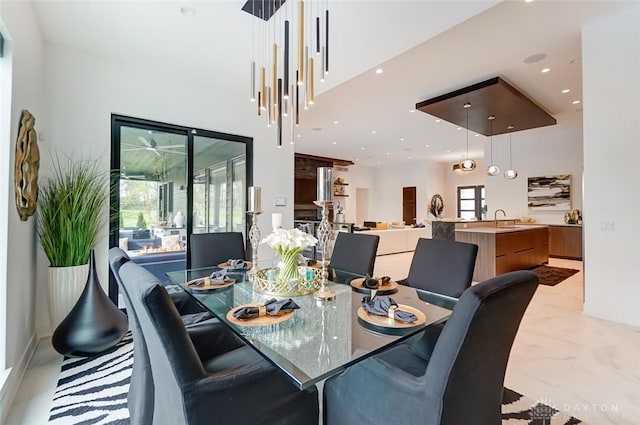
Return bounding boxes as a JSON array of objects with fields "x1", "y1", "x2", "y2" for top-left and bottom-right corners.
[
  {"x1": 456, "y1": 226, "x2": 549, "y2": 282},
  {"x1": 548, "y1": 225, "x2": 582, "y2": 260}
]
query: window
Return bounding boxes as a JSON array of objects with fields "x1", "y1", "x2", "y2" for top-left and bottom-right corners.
[
  {"x1": 457, "y1": 185, "x2": 485, "y2": 220},
  {"x1": 0, "y1": 26, "x2": 10, "y2": 374}
]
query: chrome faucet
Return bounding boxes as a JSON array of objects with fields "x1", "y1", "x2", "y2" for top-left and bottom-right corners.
[{"x1": 494, "y1": 209, "x2": 506, "y2": 222}]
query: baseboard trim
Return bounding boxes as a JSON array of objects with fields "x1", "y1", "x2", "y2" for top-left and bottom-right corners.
[{"x1": 0, "y1": 333, "x2": 38, "y2": 423}]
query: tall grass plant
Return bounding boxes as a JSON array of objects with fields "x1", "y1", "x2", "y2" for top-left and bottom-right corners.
[{"x1": 37, "y1": 155, "x2": 107, "y2": 267}]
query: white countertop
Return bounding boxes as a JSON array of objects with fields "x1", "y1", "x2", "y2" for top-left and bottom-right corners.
[{"x1": 455, "y1": 224, "x2": 549, "y2": 234}]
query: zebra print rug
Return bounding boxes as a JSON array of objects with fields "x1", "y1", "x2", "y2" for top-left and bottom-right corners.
[{"x1": 48, "y1": 332, "x2": 584, "y2": 424}]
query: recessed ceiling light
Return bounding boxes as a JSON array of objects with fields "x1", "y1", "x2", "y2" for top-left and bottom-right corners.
[
  {"x1": 523, "y1": 53, "x2": 546, "y2": 63},
  {"x1": 361, "y1": 147, "x2": 366, "y2": 150},
  {"x1": 296, "y1": 134, "x2": 301, "y2": 138},
  {"x1": 400, "y1": 138, "x2": 405, "y2": 141},
  {"x1": 375, "y1": 68, "x2": 383, "y2": 74},
  {"x1": 425, "y1": 144, "x2": 430, "y2": 148},
  {"x1": 572, "y1": 100, "x2": 581, "y2": 104},
  {"x1": 562, "y1": 89, "x2": 571, "y2": 94},
  {"x1": 180, "y1": 6, "x2": 196, "y2": 16},
  {"x1": 446, "y1": 150, "x2": 451, "y2": 153},
  {"x1": 332, "y1": 141, "x2": 337, "y2": 145},
  {"x1": 475, "y1": 134, "x2": 480, "y2": 137},
  {"x1": 409, "y1": 109, "x2": 415, "y2": 113},
  {"x1": 435, "y1": 119, "x2": 441, "y2": 123},
  {"x1": 355, "y1": 158, "x2": 360, "y2": 161},
  {"x1": 408, "y1": 156, "x2": 412, "y2": 160},
  {"x1": 371, "y1": 130, "x2": 376, "y2": 134},
  {"x1": 386, "y1": 152, "x2": 390, "y2": 155},
  {"x1": 456, "y1": 127, "x2": 462, "y2": 131},
  {"x1": 333, "y1": 120, "x2": 339, "y2": 124},
  {"x1": 524, "y1": 0, "x2": 534, "y2": 3},
  {"x1": 541, "y1": 68, "x2": 551, "y2": 73}
]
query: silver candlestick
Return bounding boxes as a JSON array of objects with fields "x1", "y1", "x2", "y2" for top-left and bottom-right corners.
[
  {"x1": 247, "y1": 211, "x2": 262, "y2": 281},
  {"x1": 313, "y1": 200, "x2": 336, "y2": 301}
]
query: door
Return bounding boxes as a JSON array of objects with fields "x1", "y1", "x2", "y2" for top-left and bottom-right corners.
[
  {"x1": 191, "y1": 134, "x2": 247, "y2": 237},
  {"x1": 110, "y1": 115, "x2": 252, "y2": 303},
  {"x1": 402, "y1": 186, "x2": 416, "y2": 225}
]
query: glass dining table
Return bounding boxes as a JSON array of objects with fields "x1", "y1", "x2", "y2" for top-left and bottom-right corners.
[{"x1": 166, "y1": 266, "x2": 454, "y2": 390}]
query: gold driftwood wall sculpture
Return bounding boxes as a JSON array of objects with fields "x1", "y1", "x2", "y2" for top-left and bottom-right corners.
[{"x1": 14, "y1": 109, "x2": 40, "y2": 221}]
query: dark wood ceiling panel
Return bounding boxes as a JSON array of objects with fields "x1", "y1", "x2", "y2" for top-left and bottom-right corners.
[{"x1": 416, "y1": 77, "x2": 556, "y2": 136}]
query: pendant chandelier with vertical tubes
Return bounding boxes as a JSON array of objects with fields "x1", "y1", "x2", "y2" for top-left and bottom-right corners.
[{"x1": 244, "y1": 0, "x2": 330, "y2": 147}]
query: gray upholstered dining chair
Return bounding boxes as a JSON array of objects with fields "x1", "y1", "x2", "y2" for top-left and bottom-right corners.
[
  {"x1": 329, "y1": 232, "x2": 380, "y2": 277},
  {"x1": 323, "y1": 270, "x2": 539, "y2": 425},
  {"x1": 189, "y1": 232, "x2": 246, "y2": 269},
  {"x1": 109, "y1": 251, "x2": 246, "y2": 425},
  {"x1": 109, "y1": 247, "x2": 207, "y2": 320},
  {"x1": 400, "y1": 238, "x2": 478, "y2": 298},
  {"x1": 119, "y1": 261, "x2": 319, "y2": 425}
]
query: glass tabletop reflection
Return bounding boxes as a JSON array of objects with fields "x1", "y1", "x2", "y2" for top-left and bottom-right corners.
[{"x1": 166, "y1": 266, "x2": 453, "y2": 389}]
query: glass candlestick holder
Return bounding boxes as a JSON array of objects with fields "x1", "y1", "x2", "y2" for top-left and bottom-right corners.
[
  {"x1": 313, "y1": 200, "x2": 336, "y2": 301},
  {"x1": 247, "y1": 211, "x2": 262, "y2": 281}
]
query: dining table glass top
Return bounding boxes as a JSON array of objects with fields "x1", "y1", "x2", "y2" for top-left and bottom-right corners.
[{"x1": 166, "y1": 266, "x2": 454, "y2": 389}]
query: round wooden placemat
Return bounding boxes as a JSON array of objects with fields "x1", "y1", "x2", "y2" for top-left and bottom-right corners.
[
  {"x1": 357, "y1": 304, "x2": 426, "y2": 329},
  {"x1": 217, "y1": 261, "x2": 253, "y2": 270},
  {"x1": 350, "y1": 277, "x2": 398, "y2": 295},
  {"x1": 186, "y1": 277, "x2": 235, "y2": 292},
  {"x1": 226, "y1": 303, "x2": 295, "y2": 327}
]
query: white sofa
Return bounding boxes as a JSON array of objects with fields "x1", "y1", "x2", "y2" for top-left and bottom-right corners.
[{"x1": 359, "y1": 227, "x2": 430, "y2": 255}]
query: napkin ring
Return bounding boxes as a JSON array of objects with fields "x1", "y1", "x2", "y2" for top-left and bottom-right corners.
[
  {"x1": 204, "y1": 277, "x2": 212, "y2": 286},
  {"x1": 387, "y1": 305, "x2": 397, "y2": 319},
  {"x1": 258, "y1": 305, "x2": 267, "y2": 317}
]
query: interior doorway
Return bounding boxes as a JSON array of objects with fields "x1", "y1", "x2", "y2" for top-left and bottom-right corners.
[{"x1": 402, "y1": 186, "x2": 417, "y2": 225}]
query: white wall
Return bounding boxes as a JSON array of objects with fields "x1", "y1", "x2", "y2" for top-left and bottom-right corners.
[
  {"x1": 36, "y1": 44, "x2": 293, "y2": 335},
  {"x1": 444, "y1": 157, "x2": 485, "y2": 218},
  {"x1": 0, "y1": 0, "x2": 43, "y2": 418},
  {"x1": 483, "y1": 114, "x2": 583, "y2": 223},
  {"x1": 338, "y1": 164, "x2": 374, "y2": 224},
  {"x1": 582, "y1": 5, "x2": 640, "y2": 327},
  {"x1": 369, "y1": 160, "x2": 427, "y2": 224}
]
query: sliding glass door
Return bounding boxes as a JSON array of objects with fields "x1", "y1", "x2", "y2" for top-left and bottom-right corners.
[{"x1": 110, "y1": 115, "x2": 252, "y2": 303}]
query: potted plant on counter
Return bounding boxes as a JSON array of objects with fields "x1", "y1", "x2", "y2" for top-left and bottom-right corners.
[{"x1": 37, "y1": 155, "x2": 107, "y2": 329}]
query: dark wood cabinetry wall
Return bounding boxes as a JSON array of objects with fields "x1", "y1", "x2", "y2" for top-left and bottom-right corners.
[{"x1": 294, "y1": 156, "x2": 332, "y2": 220}]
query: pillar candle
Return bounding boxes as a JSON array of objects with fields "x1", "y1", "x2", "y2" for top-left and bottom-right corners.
[
  {"x1": 248, "y1": 187, "x2": 261, "y2": 212},
  {"x1": 317, "y1": 167, "x2": 334, "y2": 202},
  {"x1": 272, "y1": 213, "x2": 283, "y2": 230}
]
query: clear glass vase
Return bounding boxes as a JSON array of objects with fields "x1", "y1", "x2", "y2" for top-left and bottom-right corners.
[{"x1": 277, "y1": 249, "x2": 303, "y2": 281}]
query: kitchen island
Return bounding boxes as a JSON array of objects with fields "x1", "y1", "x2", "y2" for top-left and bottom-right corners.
[{"x1": 455, "y1": 225, "x2": 548, "y2": 282}]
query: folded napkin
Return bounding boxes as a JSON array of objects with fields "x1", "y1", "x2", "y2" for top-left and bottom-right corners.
[
  {"x1": 209, "y1": 269, "x2": 230, "y2": 282},
  {"x1": 233, "y1": 298, "x2": 300, "y2": 320},
  {"x1": 190, "y1": 270, "x2": 230, "y2": 287},
  {"x1": 361, "y1": 296, "x2": 418, "y2": 323},
  {"x1": 226, "y1": 259, "x2": 246, "y2": 268}
]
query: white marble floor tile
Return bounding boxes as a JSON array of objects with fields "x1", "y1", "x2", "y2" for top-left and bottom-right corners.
[{"x1": 5, "y1": 338, "x2": 61, "y2": 425}]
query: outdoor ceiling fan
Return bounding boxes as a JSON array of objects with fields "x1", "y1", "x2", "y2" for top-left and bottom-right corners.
[{"x1": 122, "y1": 131, "x2": 185, "y2": 157}]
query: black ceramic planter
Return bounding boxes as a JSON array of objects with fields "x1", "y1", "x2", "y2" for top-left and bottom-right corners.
[{"x1": 52, "y1": 249, "x2": 129, "y2": 357}]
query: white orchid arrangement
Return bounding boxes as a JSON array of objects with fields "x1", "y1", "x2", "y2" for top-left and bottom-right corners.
[
  {"x1": 261, "y1": 228, "x2": 318, "y2": 281},
  {"x1": 261, "y1": 228, "x2": 318, "y2": 254}
]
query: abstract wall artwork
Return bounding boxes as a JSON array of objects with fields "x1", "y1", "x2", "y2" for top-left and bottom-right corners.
[{"x1": 527, "y1": 175, "x2": 571, "y2": 211}]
